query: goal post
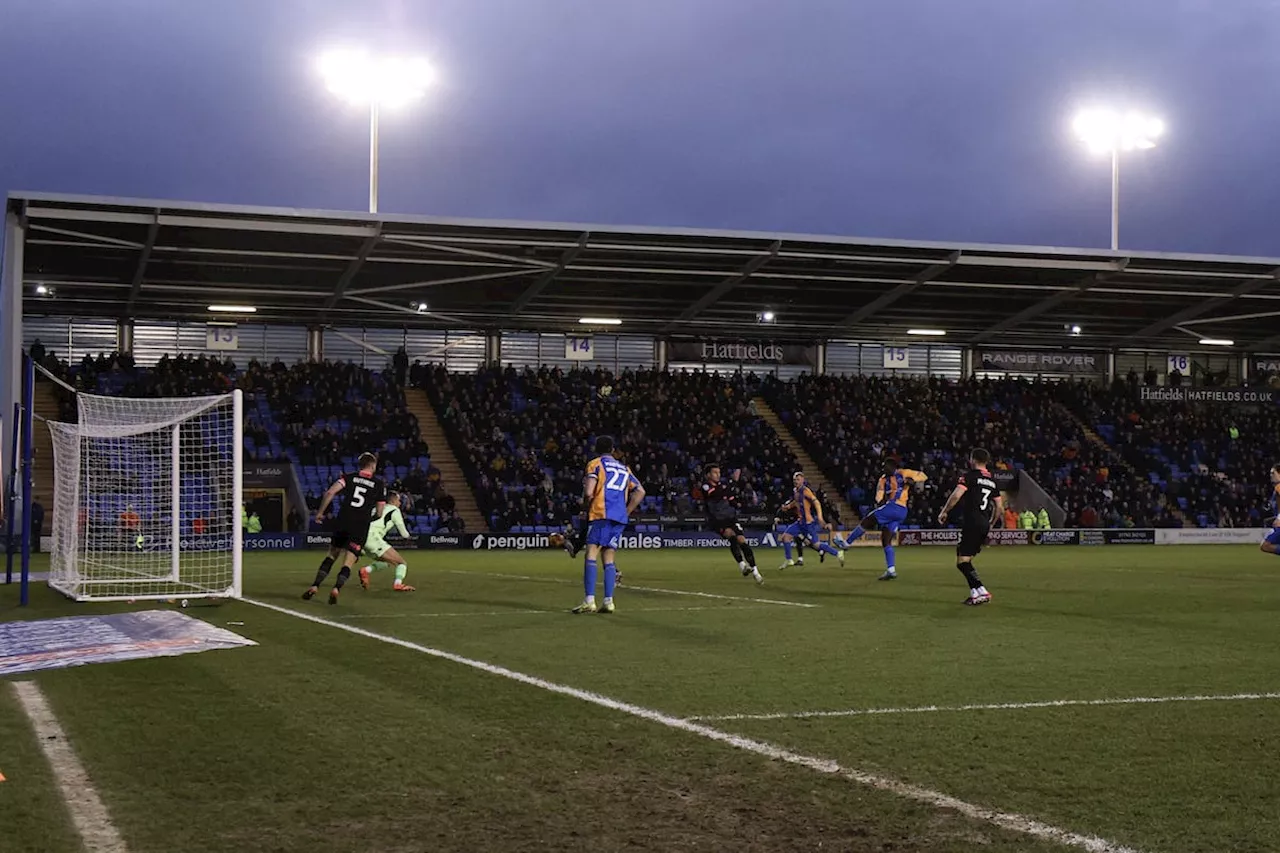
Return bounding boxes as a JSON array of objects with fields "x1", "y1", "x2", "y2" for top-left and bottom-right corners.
[{"x1": 47, "y1": 386, "x2": 243, "y2": 602}]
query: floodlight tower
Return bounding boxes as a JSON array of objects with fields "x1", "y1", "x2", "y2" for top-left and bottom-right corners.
[
  {"x1": 1072, "y1": 109, "x2": 1164, "y2": 250},
  {"x1": 318, "y1": 49, "x2": 435, "y2": 214}
]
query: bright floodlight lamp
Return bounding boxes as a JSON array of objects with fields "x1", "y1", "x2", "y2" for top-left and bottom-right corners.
[
  {"x1": 318, "y1": 49, "x2": 435, "y2": 213},
  {"x1": 1071, "y1": 108, "x2": 1164, "y2": 250}
]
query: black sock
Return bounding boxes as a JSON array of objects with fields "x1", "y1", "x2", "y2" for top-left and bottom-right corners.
[
  {"x1": 335, "y1": 565, "x2": 352, "y2": 590},
  {"x1": 796, "y1": 542, "x2": 805, "y2": 559},
  {"x1": 312, "y1": 556, "x2": 335, "y2": 587},
  {"x1": 957, "y1": 560, "x2": 983, "y2": 590},
  {"x1": 740, "y1": 542, "x2": 756, "y2": 566},
  {"x1": 728, "y1": 539, "x2": 744, "y2": 563}
]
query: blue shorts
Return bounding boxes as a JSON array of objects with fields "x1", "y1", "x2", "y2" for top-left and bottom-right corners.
[
  {"x1": 868, "y1": 503, "x2": 908, "y2": 535},
  {"x1": 586, "y1": 519, "x2": 627, "y2": 550},
  {"x1": 784, "y1": 521, "x2": 822, "y2": 543},
  {"x1": 1266, "y1": 527, "x2": 1280, "y2": 546}
]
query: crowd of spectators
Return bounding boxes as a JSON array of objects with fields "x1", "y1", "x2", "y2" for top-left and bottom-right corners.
[
  {"x1": 420, "y1": 365, "x2": 801, "y2": 531},
  {"x1": 30, "y1": 347, "x2": 458, "y2": 533},
  {"x1": 27, "y1": 338, "x2": 1280, "y2": 533},
  {"x1": 1075, "y1": 373, "x2": 1280, "y2": 528},
  {"x1": 760, "y1": 375, "x2": 1176, "y2": 529}
]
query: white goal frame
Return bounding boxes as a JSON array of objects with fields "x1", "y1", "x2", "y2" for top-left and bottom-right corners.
[{"x1": 47, "y1": 388, "x2": 243, "y2": 602}]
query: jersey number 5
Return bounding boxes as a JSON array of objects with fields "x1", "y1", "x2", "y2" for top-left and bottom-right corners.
[
  {"x1": 349, "y1": 485, "x2": 368, "y2": 508},
  {"x1": 605, "y1": 469, "x2": 630, "y2": 491}
]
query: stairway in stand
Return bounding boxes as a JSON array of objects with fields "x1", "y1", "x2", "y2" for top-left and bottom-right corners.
[
  {"x1": 405, "y1": 388, "x2": 486, "y2": 533},
  {"x1": 751, "y1": 396, "x2": 857, "y2": 528},
  {"x1": 1052, "y1": 401, "x2": 1191, "y2": 526}
]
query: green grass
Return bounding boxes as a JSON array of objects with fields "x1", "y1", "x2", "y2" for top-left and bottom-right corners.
[{"x1": 2, "y1": 544, "x2": 1278, "y2": 852}]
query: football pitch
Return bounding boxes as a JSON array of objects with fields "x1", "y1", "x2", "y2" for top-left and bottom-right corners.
[{"x1": 2, "y1": 544, "x2": 1278, "y2": 853}]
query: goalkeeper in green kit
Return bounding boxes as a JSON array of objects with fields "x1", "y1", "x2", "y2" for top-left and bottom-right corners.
[{"x1": 358, "y1": 491, "x2": 416, "y2": 592}]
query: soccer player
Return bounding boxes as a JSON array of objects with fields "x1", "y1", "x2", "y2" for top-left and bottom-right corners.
[
  {"x1": 572, "y1": 436, "x2": 645, "y2": 614},
  {"x1": 702, "y1": 464, "x2": 763, "y2": 583},
  {"x1": 777, "y1": 471, "x2": 843, "y2": 570},
  {"x1": 773, "y1": 503, "x2": 807, "y2": 566},
  {"x1": 358, "y1": 491, "x2": 416, "y2": 592},
  {"x1": 1259, "y1": 464, "x2": 1280, "y2": 555},
  {"x1": 837, "y1": 460, "x2": 928, "y2": 580},
  {"x1": 938, "y1": 448, "x2": 998, "y2": 606},
  {"x1": 304, "y1": 452, "x2": 386, "y2": 605}
]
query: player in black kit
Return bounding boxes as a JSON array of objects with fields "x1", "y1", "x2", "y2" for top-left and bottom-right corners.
[
  {"x1": 701, "y1": 465, "x2": 763, "y2": 583},
  {"x1": 937, "y1": 447, "x2": 998, "y2": 606},
  {"x1": 304, "y1": 452, "x2": 387, "y2": 605}
]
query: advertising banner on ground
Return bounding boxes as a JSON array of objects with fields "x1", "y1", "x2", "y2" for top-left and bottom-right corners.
[
  {"x1": 897, "y1": 529, "x2": 1029, "y2": 546},
  {"x1": 1031, "y1": 530, "x2": 1080, "y2": 545},
  {"x1": 1154, "y1": 528, "x2": 1268, "y2": 545},
  {"x1": 1102, "y1": 529, "x2": 1156, "y2": 544},
  {"x1": 472, "y1": 531, "x2": 783, "y2": 551}
]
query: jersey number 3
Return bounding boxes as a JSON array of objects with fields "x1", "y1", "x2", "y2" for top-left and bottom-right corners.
[
  {"x1": 605, "y1": 469, "x2": 630, "y2": 491},
  {"x1": 978, "y1": 487, "x2": 993, "y2": 511}
]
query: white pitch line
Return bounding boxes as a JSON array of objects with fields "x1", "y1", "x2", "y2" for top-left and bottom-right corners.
[
  {"x1": 338, "y1": 605, "x2": 776, "y2": 619},
  {"x1": 446, "y1": 569, "x2": 818, "y2": 609},
  {"x1": 690, "y1": 691, "x2": 1280, "y2": 722},
  {"x1": 11, "y1": 681, "x2": 128, "y2": 853},
  {"x1": 245, "y1": 597, "x2": 1140, "y2": 853}
]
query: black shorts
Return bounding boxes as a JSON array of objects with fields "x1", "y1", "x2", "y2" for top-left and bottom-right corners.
[
  {"x1": 330, "y1": 530, "x2": 367, "y2": 557},
  {"x1": 711, "y1": 517, "x2": 744, "y2": 538},
  {"x1": 957, "y1": 523, "x2": 990, "y2": 558}
]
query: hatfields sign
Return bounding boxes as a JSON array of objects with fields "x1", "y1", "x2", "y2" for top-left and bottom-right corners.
[{"x1": 666, "y1": 339, "x2": 817, "y2": 366}]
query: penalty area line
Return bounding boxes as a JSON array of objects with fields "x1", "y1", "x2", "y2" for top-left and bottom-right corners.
[
  {"x1": 11, "y1": 681, "x2": 129, "y2": 853},
  {"x1": 245, "y1": 597, "x2": 1141, "y2": 853},
  {"x1": 446, "y1": 569, "x2": 818, "y2": 609},
  {"x1": 690, "y1": 691, "x2": 1280, "y2": 722}
]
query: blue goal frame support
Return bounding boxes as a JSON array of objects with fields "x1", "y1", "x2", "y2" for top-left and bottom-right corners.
[
  {"x1": 4, "y1": 400, "x2": 17, "y2": 585},
  {"x1": 19, "y1": 353, "x2": 33, "y2": 605},
  {"x1": 5, "y1": 355, "x2": 34, "y2": 604}
]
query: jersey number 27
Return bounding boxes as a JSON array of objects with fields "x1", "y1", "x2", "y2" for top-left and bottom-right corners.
[{"x1": 605, "y1": 469, "x2": 630, "y2": 491}]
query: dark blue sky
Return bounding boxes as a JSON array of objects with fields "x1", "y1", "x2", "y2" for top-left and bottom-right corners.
[{"x1": 3, "y1": 0, "x2": 1279, "y2": 255}]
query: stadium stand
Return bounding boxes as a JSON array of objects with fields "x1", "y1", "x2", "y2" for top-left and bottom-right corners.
[
  {"x1": 34, "y1": 353, "x2": 458, "y2": 535},
  {"x1": 416, "y1": 364, "x2": 803, "y2": 532},
  {"x1": 1075, "y1": 377, "x2": 1279, "y2": 528},
  {"x1": 28, "y1": 351, "x2": 1275, "y2": 533},
  {"x1": 759, "y1": 375, "x2": 1182, "y2": 530}
]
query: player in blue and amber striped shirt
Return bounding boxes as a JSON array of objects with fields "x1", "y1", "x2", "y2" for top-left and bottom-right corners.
[
  {"x1": 837, "y1": 460, "x2": 927, "y2": 580},
  {"x1": 573, "y1": 435, "x2": 645, "y2": 615},
  {"x1": 777, "y1": 472, "x2": 842, "y2": 569}
]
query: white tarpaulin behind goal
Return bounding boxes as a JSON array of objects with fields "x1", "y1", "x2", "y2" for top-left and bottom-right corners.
[{"x1": 48, "y1": 390, "x2": 242, "y2": 602}]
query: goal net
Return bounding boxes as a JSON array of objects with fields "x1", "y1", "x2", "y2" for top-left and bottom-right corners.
[{"x1": 47, "y1": 389, "x2": 242, "y2": 602}]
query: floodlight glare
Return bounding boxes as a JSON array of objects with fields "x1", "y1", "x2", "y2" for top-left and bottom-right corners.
[
  {"x1": 579, "y1": 317, "x2": 622, "y2": 326},
  {"x1": 760, "y1": 310, "x2": 776, "y2": 322},
  {"x1": 1073, "y1": 109, "x2": 1164, "y2": 154},
  {"x1": 1070, "y1": 324, "x2": 1083, "y2": 336},
  {"x1": 1070, "y1": 106, "x2": 1165, "y2": 250},
  {"x1": 318, "y1": 49, "x2": 435, "y2": 108},
  {"x1": 907, "y1": 328, "x2": 946, "y2": 336},
  {"x1": 1199, "y1": 338, "x2": 1234, "y2": 347},
  {"x1": 317, "y1": 46, "x2": 436, "y2": 213}
]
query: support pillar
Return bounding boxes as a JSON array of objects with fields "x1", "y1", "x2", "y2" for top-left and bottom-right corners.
[
  {"x1": 2, "y1": 210, "x2": 25, "y2": 504},
  {"x1": 307, "y1": 327, "x2": 323, "y2": 362}
]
